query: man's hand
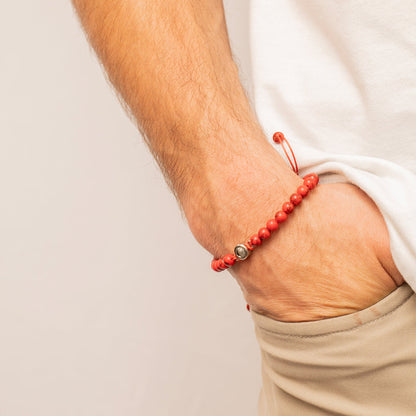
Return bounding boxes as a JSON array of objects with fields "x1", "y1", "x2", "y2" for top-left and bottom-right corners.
[{"x1": 189, "y1": 163, "x2": 405, "y2": 322}]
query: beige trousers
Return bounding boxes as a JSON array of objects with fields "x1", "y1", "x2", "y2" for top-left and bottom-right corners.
[{"x1": 251, "y1": 283, "x2": 416, "y2": 415}]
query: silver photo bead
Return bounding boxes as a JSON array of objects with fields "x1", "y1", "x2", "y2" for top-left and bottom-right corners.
[{"x1": 234, "y1": 244, "x2": 250, "y2": 260}]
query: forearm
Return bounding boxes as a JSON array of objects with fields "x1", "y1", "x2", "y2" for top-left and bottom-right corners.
[
  {"x1": 71, "y1": 0, "x2": 403, "y2": 321},
  {"x1": 71, "y1": 0, "x2": 300, "y2": 253}
]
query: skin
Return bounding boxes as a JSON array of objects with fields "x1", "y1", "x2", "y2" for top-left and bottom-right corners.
[{"x1": 71, "y1": 0, "x2": 404, "y2": 322}]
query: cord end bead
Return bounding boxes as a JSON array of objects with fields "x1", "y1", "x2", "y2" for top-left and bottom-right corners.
[{"x1": 273, "y1": 132, "x2": 284, "y2": 144}]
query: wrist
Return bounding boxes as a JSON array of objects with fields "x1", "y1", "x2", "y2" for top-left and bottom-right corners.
[{"x1": 182, "y1": 141, "x2": 304, "y2": 256}]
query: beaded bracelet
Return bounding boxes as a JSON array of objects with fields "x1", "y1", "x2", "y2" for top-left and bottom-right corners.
[{"x1": 210, "y1": 132, "x2": 319, "y2": 272}]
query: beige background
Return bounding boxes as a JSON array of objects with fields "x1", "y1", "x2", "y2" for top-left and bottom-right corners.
[{"x1": 0, "y1": 1, "x2": 261, "y2": 415}]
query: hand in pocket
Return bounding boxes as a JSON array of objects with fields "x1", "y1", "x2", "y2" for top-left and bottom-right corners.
[{"x1": 229, "y1": 182, "x2": 405, "y2": 322}]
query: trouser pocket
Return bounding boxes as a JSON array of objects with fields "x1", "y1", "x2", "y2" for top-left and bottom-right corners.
[{"x1": 253, "y1": 283, "x2": 416, "y2": 416}]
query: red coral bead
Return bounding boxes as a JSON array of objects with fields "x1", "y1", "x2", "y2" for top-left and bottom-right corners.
[
  {"x1": 304, "y1": 173, "x2": 319, "y2": 183},
  {"x1": 213, "y1": 259, "x2": 222, "y2": 272},
  {"x1": 304, "y1": 173, "x2": 319, "y2": 188},
  {"x1": 258, "y1": 227, "x2": 271, "y2": 240},
  {"x1": 282, "y1": 202, "x2": 294, "y2": 214},
  {"x1": 223, "y1": 253, "x2": 236, "y2": 266},
  {"x1": 211, "y1": 259, "x2": 218, "y2": 271},
  {"x1": 304, "y1": 178, "x2": 316, "y2": 190},
  {"x1": 218, "y1": 259, "x2": 228, "y2": 270},
  {"x1": 250, "y1": 234, "x2": 262, "y2": 246},
  {"x1": 290, "y1": 193, "x2": 303, "y2": 206},
  {"x1": 246, "y1": 303, "x2": 250, "y2": 311},
  {"x1": 297, "y1": 185, "x2": 309, "y2": 197},
  {"x1": 272, "y1": 132, "x2": 284, "y2": 143},
  {"x1": 266, "y1": 219, "x2": 279, "y2": 231},
  {"x1": 275, "y1": 210, "x2": 288, "y2": 223}
]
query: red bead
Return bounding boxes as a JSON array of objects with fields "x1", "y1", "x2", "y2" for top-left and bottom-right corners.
[
  {"x1": 223, "y1": 253, "x2": 236, "y2": 266},
  {"x1": 215, "y1": 259, "x2": 221, "y2": 272},
  {"x1": 266, "y1": 219, "x2": 279, "y2": 231},
  {"x1": 211, "y1": 259, "x2": 221, "y2": 272},
  {"x1": 282, "y1": 202, "x2": 294, "y2": 214},
  {"x1": 275, "y1": 210, "x2": 288, "y2": 223},
  {"x1": 218, "y1": 259, "x2": 228, "y2": 270},
  {"x1": 272, "y1": 132, "x2": 284, "y2": 143},
  {"x1": 250, "y1": 234, "x2": 262, "y2": 246},
  {"x1": 258, "y1": 227, "x2": 271, "y2": 240},
  {"x1": 297, "y1": 185, "x2": 309, "y2": 197},
  {"x1": 304, "y1": 173, "x2": 319, "y2": 183},
  {"x1": 304, "y1": 173, "x2": 319, "y2": 188},
  {"x1": 290, "y1": 193, "x2": 303, "y2": 206},
  {"x1": 246, "y1": 304, "x2": 250, "y2": 311},
  {"x1": 304, "y1": 178, "x2": 316, "y2": 190}
]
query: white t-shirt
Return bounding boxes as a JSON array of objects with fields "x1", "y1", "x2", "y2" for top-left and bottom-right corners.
[{"x1": 234, "y1": 1, "x2": 416, "y2": 290}]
